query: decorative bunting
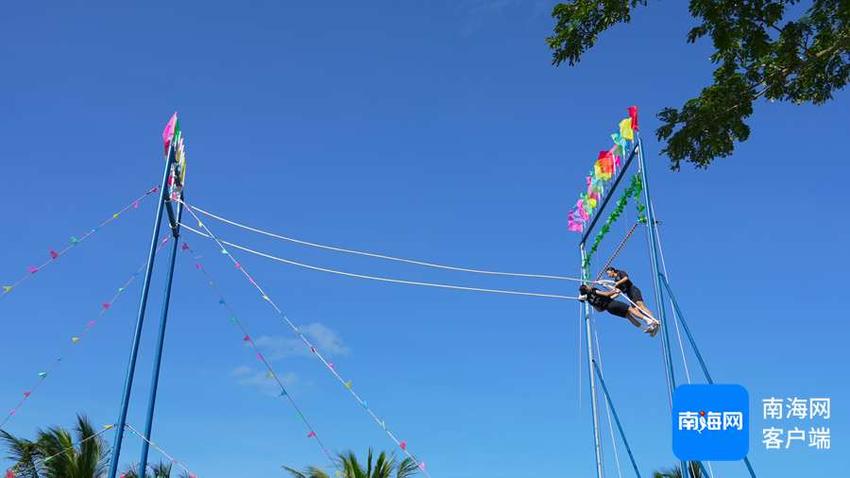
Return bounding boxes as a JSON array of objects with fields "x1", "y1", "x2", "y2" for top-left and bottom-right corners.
[
  {"x1": 567, "y1": 108, "x2": 638, "y2": 234},
  {"x1": 0, "y1": 238, "x2": 168, "y2": 429},
  {"x1": 180, "y1": 209, "x2": 431, "y2": 477},
  {"x1": 400, "y1": 441, "x2": 407, "y2": 450},
  {"x1": 180, "y1": 241, "x2": 337, "y2": 468},
  {"x1": 0, "y1": 187, "x2": 158, "y2": 301}
]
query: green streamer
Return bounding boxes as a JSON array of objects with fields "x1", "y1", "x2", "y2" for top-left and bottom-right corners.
[{"x1": 583, "y1": 174, "x2": 646, "y2": 269}]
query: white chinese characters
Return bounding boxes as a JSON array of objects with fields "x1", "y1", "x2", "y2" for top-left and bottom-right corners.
[
  {"x1": 678, "y1": 411, "x2": 744, "y2": 433},
  {"x1": 761, "y1": 397, "x2": 831, "y2": 450}
]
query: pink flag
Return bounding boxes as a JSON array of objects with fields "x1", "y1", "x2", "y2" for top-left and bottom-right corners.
[
  {"x1": 28, "y1": 266, "x2": 39, "y2": 274},
  {"x1": 102, "y1": 303, "x2": 111, "y2": 310},
  {"x1": 133, "y1": 200, "x2": 140, "y2": 209},
  {"x1": 23, "y1": 391, "x2": 31, "y2": 398},
  {"x1": 568, "y1": 219, "x2": 583, "y2": 233},
  {"x1": 181, "y1": 243, "x2": 190, "y2": 251},
  {"x1": 399, "y1": 441, "x2": 407, "y2": 450},
  {"x1": 7, "y1": 469, "x2": 16, "y2": 478},
  {"x1": 49, "y1": 250, "x2": 59, "y2": 260},
  {"x1": 307, "y1": 431, "x2": 316, "y2": 438},
  {"x1": 628, "y1": 105, "x2": 639, "y2": 131},
  {"x1": 195, "y1": 263, "x2": 203, "y2": 270},
  {"x1": 243, "y1": 335, "x2": 251, "y2": 343},
  {"x1": 234, "y1": 262, "x2": 241, "y2": 269},
  {"x1": 86, "y1": 320, "x2": 96, "y2": 329},
  {"x1": 418, "y1": 462, "x2": 426, "y2": 471},
  {"x1": 162, "y1": 113, "x2": 178, "y2": 155}
]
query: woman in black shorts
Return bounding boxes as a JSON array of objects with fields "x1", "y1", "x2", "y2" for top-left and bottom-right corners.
[
  {"x1": 604, "y1": 267, "x2": 658, "y2": 325},
  {"x1": 579, "y1": 284, "x2": 659, "y2": 336}
]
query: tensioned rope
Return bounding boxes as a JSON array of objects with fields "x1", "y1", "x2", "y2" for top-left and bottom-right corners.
[
  {"x1": 1, "y1": 185, "x2": 159, "y2": 300},
  {"x1": 651, "y1": 210, "x2": 717, "y2": 478},
  {"x1": 181, "y1": 241, "x2": 337, "y2": 468},
  {"x1": 185, "y1": 202, "x2": 585, "y2": 282},
  {"x1": 180, "y1": 224, "x2": 580, "y2": 301},
  {"x1": 651, "y1": 216, "x2": 692, "y2": 383},
  {"x1": 124, "y1": 424, "x2": 197, "y2": 478},
  {"x1": 594, "y1": 330, "x2": 623, "y2": 478},
  {"x1": 180, "y1": 222, "x2": 578, "y2": 300},
  {"x1": 594, "y1": 223, "x2": 639, "y2": 282},
  {"x1": 179, "y1": 203, "x2": 432, "y2": 477},
  {"x1": 0, "y1": 236, "x2": 171, "y2": 429}
]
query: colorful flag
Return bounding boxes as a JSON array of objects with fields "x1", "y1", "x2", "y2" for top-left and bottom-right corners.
[
  {"x1": 619, "y1": 118, "x2": 634, "y2": 141},
  {"x1": 628, "y1": 105, "x2": 639, "y2": 131},
  {"x1": 162, "y1": 113, "x2": 178, "y2": 155}
]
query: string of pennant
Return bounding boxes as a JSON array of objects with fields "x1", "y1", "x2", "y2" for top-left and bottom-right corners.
[
  {"x1": 567, "y1": 106, "x2": 639, "y2": 233},
  {"x1": 1, "y1": 185, "x2": 159, "y2": 300},
  {"x1": 0, "y1": 236, "x2": 171, "y2": 429},
  {"x1": 179, "y1": 203, "x2": 431, "y2": 477},
  {"x1": 180, "y1": 241, "x2": 338, "y2": 468},
  {"x1": 124, "y1": 423, "x2": 197, "y2": 478}
]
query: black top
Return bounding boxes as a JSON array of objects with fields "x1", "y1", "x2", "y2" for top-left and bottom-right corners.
[
  {"x1": 584, "y1": 288, "x2": 612, "y2": 310},
  {"x1": 613, "y1": 269, "x2": 633, "y2": 294}
]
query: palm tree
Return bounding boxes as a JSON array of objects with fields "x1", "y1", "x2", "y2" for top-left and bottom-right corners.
[
  {"x1": 120, "y1": 461, "x2": 192, "y2": 478},
  {"x1": 653, "y1": 462, "x2": 703, "y2": 478},
  {"x1": 284, "y1": 449, "x2": 419, "y2": 478},
  {"x1": 1, "y1": 414, "x2": 107, "y2": 478}
]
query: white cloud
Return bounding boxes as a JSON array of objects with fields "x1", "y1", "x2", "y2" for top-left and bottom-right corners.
[
  {"x1": 231, "y1": 365, "x2": 297, "y2": 396},
  {"x1": 253, "y1": 322, "x2": 349, "y2": 361}
]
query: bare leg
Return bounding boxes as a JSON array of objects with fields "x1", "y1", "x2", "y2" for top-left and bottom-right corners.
[
  {"x1": 636, "y1": 300, "x2": 657, "y2": 321},
  {"x1": 623, "y1": 313, "x2": 642, "y2": 328},
  {"x1": 628, "y1": 306, "x2": 654, "y2": 326}
]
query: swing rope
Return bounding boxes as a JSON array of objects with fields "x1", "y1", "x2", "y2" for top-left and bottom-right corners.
[{"x1": 594, "y1": 222, "x2": 639, "y2": 282}]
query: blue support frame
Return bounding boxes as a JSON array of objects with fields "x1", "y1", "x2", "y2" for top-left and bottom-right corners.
[
  {"x1": 137, "y1": 197, "x2": 183, "y2": 478},
  {"x1": 106, "y1": 142, "x2": 177, "y2": 478},
  {"x1": 591, "y1": 359, "x2": 642, "y2": 478},
  {"x1": 660, "y1": 274, "x2": 758, "y2": 478},
  {"x1": 580, "y1": 244, "x2": 606, "y2": 478}
]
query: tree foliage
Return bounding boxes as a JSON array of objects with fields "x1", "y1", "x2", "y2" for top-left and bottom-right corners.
[
  {"x1": 284, "y1": 449, "x2": 419, "y2": 478},
  {"x1": 1, "y1": 415, "x2": 107, "y2": 478},
  {"x1": 547, "y1": 0, "x2": 850, "y2": 169}
]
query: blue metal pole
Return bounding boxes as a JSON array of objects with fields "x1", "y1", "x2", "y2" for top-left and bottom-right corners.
[
  {"x1": 581, "y1": 243, "x2": 606, "y2": 478},
  {"x1": 137, "y1": 199, "x2": 183, "y2": 478},
  {"x1": 106, "y1": 145, "x2": 174, "y2": 478},
  {"x1": 659, "y1": 274, "x2": 758, "y2": 478},
  {"x1": 635, "y1": 134, "x2": 687, "y2": 474},
  {"x1": 591, "y1": 359, "x2": 642, "y2": 478}
]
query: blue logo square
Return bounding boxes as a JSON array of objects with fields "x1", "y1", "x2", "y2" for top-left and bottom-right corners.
[{"x1": 672, "y1": 384, "x2": 749, "y2": 461}]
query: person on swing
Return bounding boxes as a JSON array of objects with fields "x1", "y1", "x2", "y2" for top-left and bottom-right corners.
[
  {"x1": 604, "y1": 266, "x2": 659, "y2": 326},
  {"x1": 578, "y1": 284, "x2": 659, "y2": 336}
]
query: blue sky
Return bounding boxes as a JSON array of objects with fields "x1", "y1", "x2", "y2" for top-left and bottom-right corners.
[{"x1": 1, "y1": 1, "x2": 847, "y2": 477}]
